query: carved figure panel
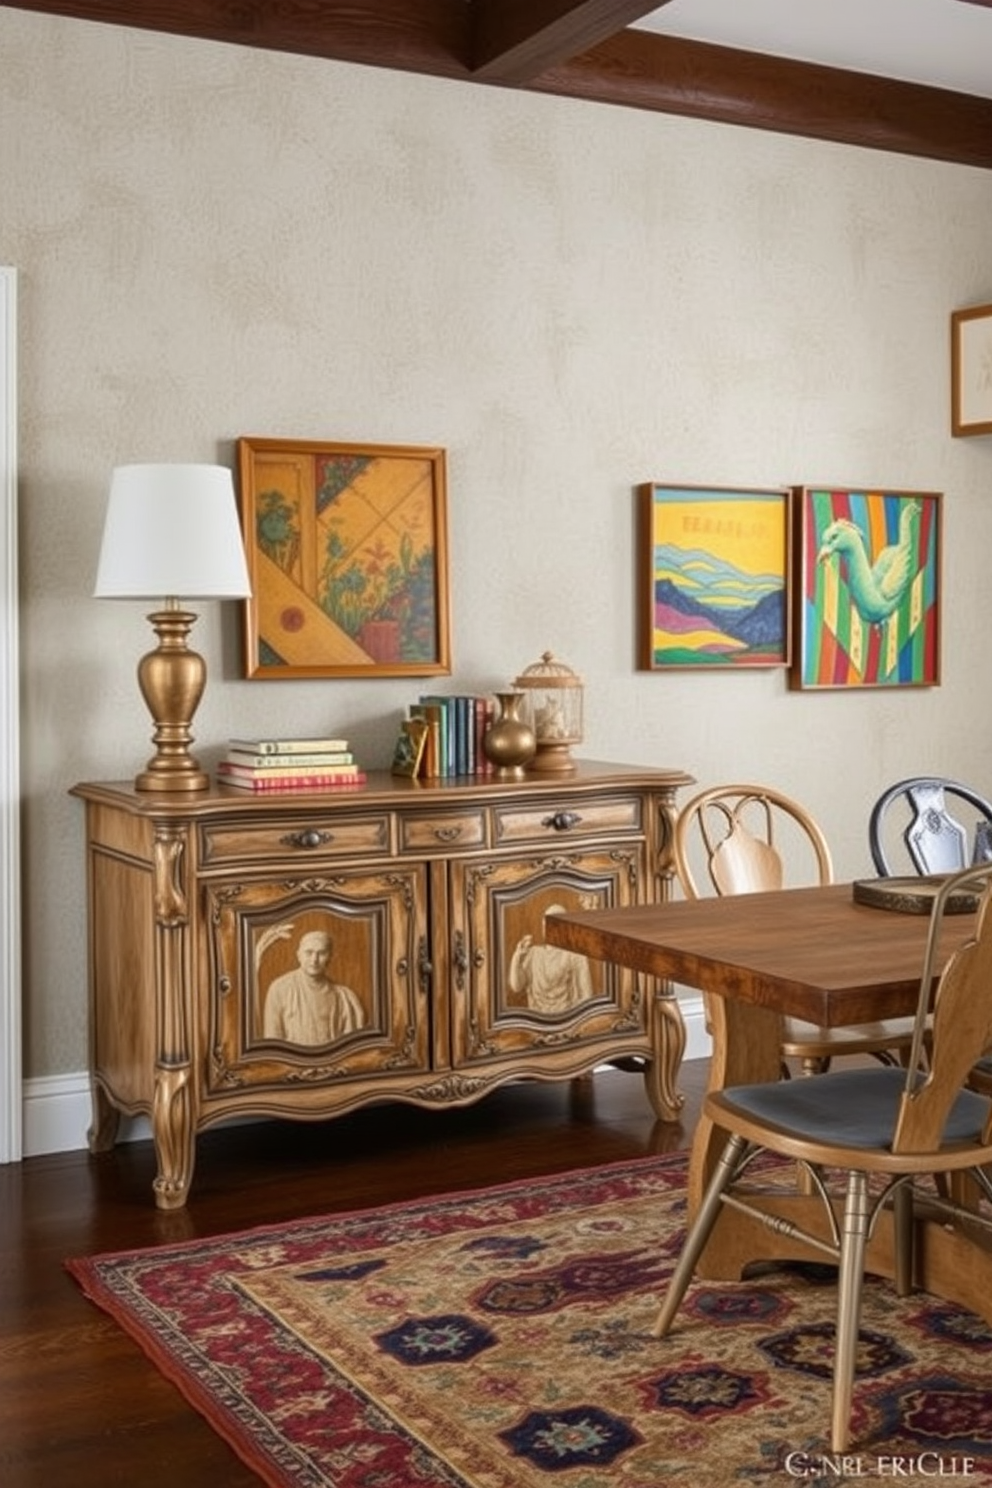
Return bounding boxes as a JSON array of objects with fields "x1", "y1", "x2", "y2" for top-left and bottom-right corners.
[
  {"x1": 449, "y1": 847, "x2": 646, "y2": 1067},
  {"x1": 204, "y1": 867, "x2": 430, "y2": 1091}
]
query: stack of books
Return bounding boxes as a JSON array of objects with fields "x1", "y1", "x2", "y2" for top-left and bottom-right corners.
[
  {"x1": 408, "y1": 695, "x2": 495, "y2": 778},
  {"x1": 217, "y1": 737, "x2": 367, "y2": 793}
]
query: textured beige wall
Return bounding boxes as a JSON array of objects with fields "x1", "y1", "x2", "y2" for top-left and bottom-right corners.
[{"x1": 3, "y1": 10, "x2": 992, "y2": 1078}]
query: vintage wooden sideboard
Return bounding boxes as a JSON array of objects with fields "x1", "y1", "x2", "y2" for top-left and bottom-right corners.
[{"x1": 71, "y1": 760, "x2": 692, "y2": 1208}]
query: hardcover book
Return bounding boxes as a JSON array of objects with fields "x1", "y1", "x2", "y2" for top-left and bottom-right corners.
[
  {"x1": 217, "y1": 770, "x2": 368, "y2": 793},
  {"x1": 227, "y1": 737, "x2": 350, "y2": 755},
  {"x1": 225, "y1": 749, "x2": 355, "y2": 769},
  {"x1": 217, "y1": 760, "x2": 363, "y2": 781}
]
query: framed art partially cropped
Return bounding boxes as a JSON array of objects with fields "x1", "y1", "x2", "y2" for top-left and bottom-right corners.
[
  {"x1": 237, "y1": 438, "x2": 451, "y2": 680},
  {"x1": 791, "y1": 486, "x2": 941, "y2": 691},
  {"x1": 951, "y1": 303, "x2": 992, "y2": 436},
  {"x1": 636, "y1": 483, "x2": 791, "y2": 670},
  {"x1": 390, "y1": 716, "x2": 428, "y2": 778}
]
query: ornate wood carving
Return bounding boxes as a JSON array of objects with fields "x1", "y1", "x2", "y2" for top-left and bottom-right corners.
[{"x1": 72, "y1": 763, "x2": 690, "y2": 1205}]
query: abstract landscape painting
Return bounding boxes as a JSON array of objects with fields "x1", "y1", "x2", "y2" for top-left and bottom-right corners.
[{"x1": 637, "y1": 484, "x2": 791, "y2": 670}]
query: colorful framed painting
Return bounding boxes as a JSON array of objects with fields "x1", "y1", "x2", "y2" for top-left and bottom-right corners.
[
  {"x1": 636, "y1": 483, "x2": 791, "y2": 670},
  {"x1": 237, "y1": 438, "x2": 451, "y2": 679},
  {"x1": 951, "y1": 303, "x2": 992, "y2": 436},
  {"x1": 791, "y1": 486, "x2": 941, "y2": 691}
]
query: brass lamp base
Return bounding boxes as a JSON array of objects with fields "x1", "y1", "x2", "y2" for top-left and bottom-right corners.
[{"x1": 134, "y1": 609, "x2": 210, "y2": 792}]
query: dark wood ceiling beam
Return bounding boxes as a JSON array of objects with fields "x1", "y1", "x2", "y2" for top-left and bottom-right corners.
[
  {"x1": 4, "y1": 1, "x2": 992, "y2": 170},
  {"x1": 471, "y1": 0, "x2": 664, "y2": 83},
  {"x1": 532, "y1": 30, "x2": 992, "y2": 170},
  {"x1": 1, "y1": 1, "x2": 475, "y2": 78}
]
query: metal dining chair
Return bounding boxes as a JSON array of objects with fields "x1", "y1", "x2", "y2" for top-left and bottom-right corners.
[
  {"x1": 869, "y1": 776, "x2": 992, "y2": 878},
  {"x1": 654, "y1": 862, "x2": 992, "y2": 1454},
  {"x1": 675, "y1": 784, "x2": 915, "y2": 1074},
  {"x1": 869, "y1": 776, "x2": 992, "y2": 1096}
]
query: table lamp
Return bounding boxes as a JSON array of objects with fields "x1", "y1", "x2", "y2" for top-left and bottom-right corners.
[{"x1": 94, "y1": 463, "x2": 252, "y2": 793}]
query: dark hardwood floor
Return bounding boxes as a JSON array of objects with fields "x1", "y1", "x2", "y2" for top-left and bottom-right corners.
[{"x1": 0, "y1": 1061, "x2": 706, "y2": 1487}]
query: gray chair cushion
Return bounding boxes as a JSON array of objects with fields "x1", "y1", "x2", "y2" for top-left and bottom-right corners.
[{"x1": 723, "y1": 1065, "x2": 991, "y2": 1149}]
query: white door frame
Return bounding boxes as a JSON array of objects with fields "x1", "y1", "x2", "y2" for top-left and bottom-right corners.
[{"x1": 0, "y1": 268, "x2": 21, "y2": 1163}]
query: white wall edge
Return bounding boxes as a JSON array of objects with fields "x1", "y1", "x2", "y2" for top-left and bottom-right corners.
[
  {"x1": 0, "y1": 266, "x2": 20, "y2": 1164},
  {"x1": 19, "y1": 995, "x2": 711, "y2": 1158}
]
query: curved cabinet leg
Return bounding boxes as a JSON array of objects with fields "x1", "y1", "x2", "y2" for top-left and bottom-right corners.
[
  {"x1": 151, "y1": 1065, "x2": 196, "y2": 1211},
  {"x1": 87, "y1": 1080, "x2": 121, "y2": 1152},
  {"x1": 643, "y1": 986, "x2": 686, "y2": 1121}
]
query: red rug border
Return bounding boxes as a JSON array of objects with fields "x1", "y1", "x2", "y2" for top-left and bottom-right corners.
[
  {"x1": 64, "y1": 1152, "x2": 683, "y2": 1488},
  {"x1": 65, "y1": 1253, "x2": 287, "y2": 1486}
]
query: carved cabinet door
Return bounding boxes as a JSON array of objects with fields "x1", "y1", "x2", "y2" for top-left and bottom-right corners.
[
  {"x1": 203, "y1": 864, "x2": 431, "y2": 1095},
  {"x1": 447, "y1": 845, "x2": 650, "y2": 1071}
]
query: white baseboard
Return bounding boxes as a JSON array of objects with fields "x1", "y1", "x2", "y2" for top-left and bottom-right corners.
[
  {"x1": 22, "y1": 1071, "x2": 153, "y2": 1157},
  {"x1": 17, "y1": 996, "x2": 711, "y2": 1159}
]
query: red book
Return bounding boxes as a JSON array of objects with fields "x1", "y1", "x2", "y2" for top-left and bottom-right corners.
[
  {"x1": 217, "y1": 770, "x2": 367, "y2": 793},
  {"x1": 218, "y1": 759, "x2": 362, "y2": 781}
]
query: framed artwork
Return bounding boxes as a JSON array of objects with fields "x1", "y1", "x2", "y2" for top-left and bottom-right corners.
[
  {"x1": 951, "y1": 303, "x2": 992, "y2": 436},
  {"x1": 390, "y1": 717, "x2": 428, "y2": 778},
  {"x1": 636, "y1": 483, "x2": 791, "y2": 670},
  {"x1": 237, "y1": 438, "x2": 451, "y2": 679},
  {"x1": 791, "y1": 486, "x2": 941, "y2": 691}
]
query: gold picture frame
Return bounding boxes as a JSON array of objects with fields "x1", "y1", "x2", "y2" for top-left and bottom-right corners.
[
  {"x1": 237, "y1": 437, "x2": 451, "y2": 679},
  {"x1": 390, "y1": 717, "x2": 428, "y2": 778},
  {"x1": 951, "y1": 303, "x2": 992, "y2": 436}
]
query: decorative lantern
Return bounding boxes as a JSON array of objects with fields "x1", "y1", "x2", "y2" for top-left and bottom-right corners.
[{"x1": 513, "y1": 650, "x2": 584, "y2": 773}]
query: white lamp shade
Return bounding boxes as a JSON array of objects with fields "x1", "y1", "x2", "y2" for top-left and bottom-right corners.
[{"x1": 94, "y1": 463, "x2": 252, "y2": 600}]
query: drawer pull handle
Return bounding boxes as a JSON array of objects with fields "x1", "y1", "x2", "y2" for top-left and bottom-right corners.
[
  {"x1": 542, "y1": 811, "x2": 582, "y2": 832},
  {"x1": 434, "y1": 825, "x2": 463, "y2": 842},
  {"x1": 281, "y1": 828, "x2": 334, "y2": 850}
]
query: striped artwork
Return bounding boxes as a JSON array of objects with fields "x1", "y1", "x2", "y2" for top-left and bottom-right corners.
[{"x1": 793, "y1": 487, "x2": 941, "y2": 690}]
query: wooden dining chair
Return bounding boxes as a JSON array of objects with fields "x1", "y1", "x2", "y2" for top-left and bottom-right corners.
[
  {"x1": 674, "y1": 784, "x2": 915, "y2": 1073},
  {"x1": 654, "y1": 862, "x2": 992, "y2": 1454},
  {"x1": 869, "y1": 776, "x2": 992, "y2": 878}
]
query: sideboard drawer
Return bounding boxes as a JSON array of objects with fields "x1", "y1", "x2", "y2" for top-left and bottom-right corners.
[
  {"x1": 400, "y1": 809, "x2": 487, "y2": 854},
  {"x1": 493, "y1": 794, "x2": 643, "y2": 845},
  {"x1": 200, "y1": 812, "x2": 392, "y2": 866}
]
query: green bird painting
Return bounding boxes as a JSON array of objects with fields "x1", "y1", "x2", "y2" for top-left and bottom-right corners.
[{"x1": 816, "y1": 498, "x2": 921, "y2": 625}]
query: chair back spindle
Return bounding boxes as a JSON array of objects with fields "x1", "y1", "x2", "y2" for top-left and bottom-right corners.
[
  {"x1": 679, "y1": 786, "x2": 832, "y2": 901},
  {"x1": 705, "y1": 797, "x2": 784, "y2": 896},
  {"x1": 894, "y1": 865, "x2": 992, "y2": 1151}
]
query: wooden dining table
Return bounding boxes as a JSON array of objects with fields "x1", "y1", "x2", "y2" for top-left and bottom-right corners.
[{"x1": 546, "y1": 881, "x2": 992, "y2": 1324}]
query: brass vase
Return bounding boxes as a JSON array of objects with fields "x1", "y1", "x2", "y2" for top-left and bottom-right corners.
[{"x1": 483, "y1": 691, "x2": 536, "y2": 781}]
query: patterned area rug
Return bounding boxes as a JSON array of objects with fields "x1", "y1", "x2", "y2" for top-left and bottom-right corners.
[{"x1": 67, "y1": 1155, "x2": 992, "y2": 1486}]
